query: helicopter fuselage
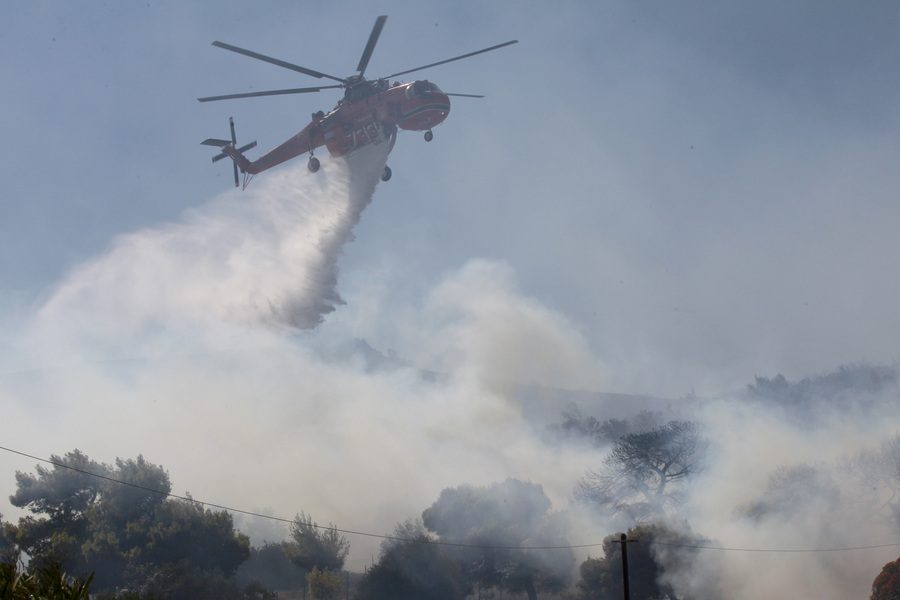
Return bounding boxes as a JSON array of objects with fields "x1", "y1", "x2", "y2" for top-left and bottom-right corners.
[{"x1": 224, "y1": 79, "x2": 449, "y2": 177}]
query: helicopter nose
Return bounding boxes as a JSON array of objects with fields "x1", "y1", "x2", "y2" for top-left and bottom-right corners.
[
  {"x1": 399, "y1": 91, "x2": 451, "y2": 132},
  {"x1": 432, "y1": 92, "x2": 451, "y2": 124}
]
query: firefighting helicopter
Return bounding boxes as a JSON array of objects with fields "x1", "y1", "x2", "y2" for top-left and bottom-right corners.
[{"x1": 200, "y1": 15, "x2": 517, "y2": 189}]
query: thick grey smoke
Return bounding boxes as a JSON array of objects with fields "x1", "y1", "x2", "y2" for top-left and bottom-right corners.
[
  {"x1": 5, "y1": 137, "x2": 897, "y2": 598},
  {"x1": 0, "y1": 148, "x2": 604, "y2": 568},
  {"x1": 621, "y1": 380, "x2": 900, "y2": 600}
]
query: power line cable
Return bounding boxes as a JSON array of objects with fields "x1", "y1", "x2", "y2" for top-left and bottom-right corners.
[
  {"x1": 3, "y1": 444, "x2": 899, "y2": 554},
  {"x1": 653, "y1": 540, "x2": 900, "y2": 553},
  {"x1": 0, "y1": 445, "x2": 592, "y2": 551}
]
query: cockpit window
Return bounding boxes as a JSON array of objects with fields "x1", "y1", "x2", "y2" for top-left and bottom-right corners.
[{"x1": 410, "y1": 80, "x2": 442, "y2": 100}]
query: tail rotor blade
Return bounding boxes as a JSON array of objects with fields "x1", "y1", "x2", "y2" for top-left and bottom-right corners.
[{"x1": 202, "y1": 118, "x2": 257, "y2": 187}]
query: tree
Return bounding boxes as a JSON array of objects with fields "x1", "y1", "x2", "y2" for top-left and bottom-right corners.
[
  {"x1": 306, "y1": 567, "x2": 342, "y2": 600},
  {"x1": 0, "y1": 559, "x2": 93, "y2": 600},
  {"x1": 422, "y1": 479, "x2": 574, "y2": 600},
  {"x1": 0, "y1": 513, "x2": 17, "y2": 563},
  {"x1": 872, "y1": 556, "x2": 900, "y2": 600},
  {"x1": 565, "y1": 523, "x2": 717, "y2": 600},
  {"x1": 284, "y1": 512, "x2": 349, "y2": 573},
  {"x1": 10, "y1": 451, "x2": 110, "y2": 523},
  {"x1": 745, "y1": 365, "x2": 898, "y2": 424},
  {"x1": 6, "y1": 450, "x2": 250, "y2": 599},
  {"x1": 357, "y1": 520, "x2": 467, "y2": 600},
  {"x1": 739, "y1": 463, "x2": 841, "y2": 520},
  {"x1": 575, "y1": 421, "x2": 707, "y2": 523},
  {"x1": 137, "y1": 498, "x2": 250, "y2": 574},
  {"x1": 555, "y1": 409, "x2": 666, "y2": 448},
  {"x1": 235, "y1": 542, "x2": 305, "y2": 592},
  {"x1": 8, "y1": 450, "x2": 111, "y2": 572},
  {"x1": 840, "y1": 434, "x2": 900, "y2": 526}
]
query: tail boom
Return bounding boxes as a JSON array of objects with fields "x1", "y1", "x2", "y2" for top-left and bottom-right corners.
[{"x1": 234, "y1": 127, "x2": 322, "y2": 175}]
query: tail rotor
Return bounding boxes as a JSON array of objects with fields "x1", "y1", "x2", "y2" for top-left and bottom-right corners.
[{"x1": 201, "y1": 117, "x2": 257, "y2": 187}]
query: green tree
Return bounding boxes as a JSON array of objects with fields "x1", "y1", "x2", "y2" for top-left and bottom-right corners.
[
  {"x1": 285, "y1": 512, "x2": 349, "y2": 573},
  {"x1": 566, "y1": 523, "x2": 717, "y2": 600},
  {"x1": 0, "y1": 514, "x2": 17, "y2": 564},
  {"x1": 0, "y1": 559, "x2": 93, "y2": 600},
  {"x1": 357, "y1": 520, "x2": 467, "y2": 600},
  {"x1": 1, "y1": 559, "x2": 33, "y2": 600},
  {"x1": 872, "y1": 556, "x2": 900, "y2": 600},
  {"x1": 138, "y1": 499, "x2": 249, "y2": 576},
  {"x1": 235, "y1": 542, "x2": 305, "y2": 592},
  {"x1": 306, "y1": 567, "x2": 342, "y2": 600},
  {"x1": 121, "y1": 559, "x2": 243, "y2": 600},
  {"x1": 575, "y1": 421, "x2": 706, "y2": 523},
  {"x1": 9, "y1": 450, "x2": 111, "y2": 572},
  {"x1": 7, "y1": 450, "x2": 250, "y2": 599},
  {"x1": 422, "y1": 479, "x2": 573, "y2": 600}
]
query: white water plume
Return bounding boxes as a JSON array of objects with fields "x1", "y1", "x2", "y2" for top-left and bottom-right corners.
[{"x1": 38, "y1": 141, "x2": 391, "y2": 342}]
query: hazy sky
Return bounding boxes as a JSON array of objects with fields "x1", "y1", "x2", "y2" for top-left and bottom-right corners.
[
  {"x1": 4, "y1": 2, "x2": 899, "y2": 394},
  {"x1": 2, "y1": 1, "x2": 900, "y2": 592}
]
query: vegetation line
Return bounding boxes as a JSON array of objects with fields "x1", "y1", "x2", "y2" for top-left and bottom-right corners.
[{"x1": 2, "y1": 444, "x2": 897, "y2": 554}]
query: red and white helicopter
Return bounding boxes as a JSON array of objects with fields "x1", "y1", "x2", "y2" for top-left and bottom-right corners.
[{"x1": 200, "y1": 16, "x2": 517, "y2": 188}]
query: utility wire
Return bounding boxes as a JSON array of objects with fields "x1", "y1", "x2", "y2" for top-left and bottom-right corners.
[
  {"x1": 0, "y1": 445, "x2": 590, "y2": 551},
  {"x1": 653, "y1": 540, "x2": 900, "y2": 553},
  {"x1": 3, "y1": 444, "x2": 900, "y2": 554}
]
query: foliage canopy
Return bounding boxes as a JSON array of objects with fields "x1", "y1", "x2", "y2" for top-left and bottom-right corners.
[
  {"x1": 575, "y1": 421, "x2": 707, "y2": 523},
  {"x1": 6, "y1": 450, "x2": 249, "y2": 600},
  {"x1": 422, "y1": 478, "x2": 573, "y2": 600}
]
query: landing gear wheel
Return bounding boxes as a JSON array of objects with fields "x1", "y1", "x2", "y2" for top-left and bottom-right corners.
[
  {"x1": 381, "y1": 166, "x2": 392, "y2": 182},
  {"x1": 424, "y1": 130, "x2": 434, "y2": 142},
  {"x1": 307, "y1": 156, "x2": 320, "y2": 173}
]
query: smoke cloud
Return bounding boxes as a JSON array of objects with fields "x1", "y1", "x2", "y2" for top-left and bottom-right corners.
[
  {"x1": 632, "y1": 381, "x2": 900, "y2": 600},
  {"x1": 0, "y1": 145, "x2": 602, "y2": 569},
  {"x1": 3, "y1": 143, "x2": 899, "y2": 599}
]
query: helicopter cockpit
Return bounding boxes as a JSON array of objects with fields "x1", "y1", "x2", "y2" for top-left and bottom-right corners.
[{"x1": 407, "y1": 80, "x2": 443, "y2": 101}]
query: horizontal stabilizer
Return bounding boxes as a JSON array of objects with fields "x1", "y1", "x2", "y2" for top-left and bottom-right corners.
[
  {"x1": 211, "y1": 140, "x2": 257, "y2": 163},
  {"x1": 201, "y1": 117, "x2": 257, "y2": 188},
  {"x1": 201, "y1": 138, "x2": 231, "y2": 147}
]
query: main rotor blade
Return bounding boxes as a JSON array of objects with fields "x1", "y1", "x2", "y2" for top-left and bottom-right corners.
[
  {"x1": 445, "y1": 93, "x2": 485, "y2": 98},
  {"x1": 198, "y1": 85, "x2": 342, "y2": 102},
  {"x1": 211, "y1": 41, "x2": 345, "y2": 83},
  {"x1": 385, "y1": 39, "x2": 518, "y2": 79},
  {"x1": 356, "y1": 15, "x2": 387, "y2": 77}
]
